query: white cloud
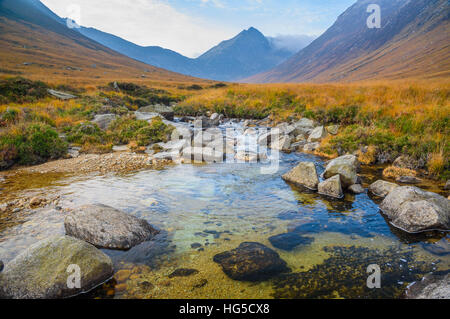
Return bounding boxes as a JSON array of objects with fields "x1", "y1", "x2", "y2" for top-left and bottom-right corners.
[{"x1": 41, "y1": 0, "x2": 234, "y2": 57}]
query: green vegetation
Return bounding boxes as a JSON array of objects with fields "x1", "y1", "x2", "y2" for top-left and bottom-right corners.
[{"x1": 0, "y1": 77, "x2": 49, "y2": 104}]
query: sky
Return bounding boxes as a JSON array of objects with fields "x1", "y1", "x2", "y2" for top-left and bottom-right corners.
[{"x1": 41, "y1": 0, "x2": 356, "y2": 58}]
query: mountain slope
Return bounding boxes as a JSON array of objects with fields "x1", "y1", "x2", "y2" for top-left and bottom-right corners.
[
  {"x1": 248, "y1": 0, "x2": 450, "y2": 83},
  {"x1": 0, "y1": 0, "x2": 199, "y2": 84},
  {"x1": 78, "y1": 25, "x2": 297, "y2": 81}
]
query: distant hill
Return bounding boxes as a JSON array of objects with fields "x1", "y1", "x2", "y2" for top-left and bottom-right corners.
[
  {"x1": 77, "y1": 25, "x2": 304, "y2": 81},
  {"x1": 0, "y1": 0, "x2": 200, "y2": 84},
  {"x1": 248, "y1": 0, "x2": 450, "y2": 83}
]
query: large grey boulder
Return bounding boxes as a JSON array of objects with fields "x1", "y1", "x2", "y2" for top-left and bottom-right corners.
[
  {"x1": 369, "y1": 180, "x2": 399, "y2": 198},
  {"x1": 47, "y1": 89, "x2": 77, "y2": 100},
  {"x1": 303, "y1": 142, "x2": 320, "y2": 152},
  {"x1": 65, "y1": 204, "x2": 159, "y2": 250},
  {"x1": 0, "y1": 236, "x2": 113, "y2": 299},
  {"x1": 308, "y1": 126, "x2": 327, "y2": 142},
  {"x1": 92, "y1": 114, "x2": 117, "y2": 130},
  {"x1": 348, "y1": 184, "x2": 365, "y2": 194},
  {"x1": 323, "y1": 155, "x2": 359, "y2": 188},
  {"x1": 318, "y1": 175, "x2": 344, "y2": 199},
  {"x1": 380, "y1": 186, "x2": 450, "y2": 233},
  {"x1": 405, "y1": 273, "x2": 449, "y2": 299},
  {"x1": 282, "y1": 162, "x2": 319, "y2": 190}
]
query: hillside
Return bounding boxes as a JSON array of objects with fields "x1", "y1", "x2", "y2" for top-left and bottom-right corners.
[
  {"x1": 0, "y1": 0, "x2": 203, "y2": 86},
  {"x1": 248, "y1": 0, "x2": 450, "y2": 83}
]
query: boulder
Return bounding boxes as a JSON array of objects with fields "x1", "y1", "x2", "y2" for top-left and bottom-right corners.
[
  {"x1": 303, "y1": 142, "x2": 320, "y2": 152},
  {"x1": 213, "y1": 242, "x2": 290, "y2": 282},
  {"x1": 308, "y1": 126, "x2": 327, "y2": 142},
  {"x1": 348, "y1": 184, "x2": 365, "y2": 194},
  {"x1": 282, "y1": 162, "x2": 319, "y2": 190},
  {"x1": 318, "y1": 175, "x2": 344, "y2": 199},
  {"x1": 396, "y1": 176, "x2": 422, "y2": 184},
  {"x1": 139, "y1": 105, "x2": 174, "y2": 121},
  {"x1": 235, "y1": 151, "x2": 266, "y2": 162},
  {"x1": 268, "y1": 233, "x2": 314, "y2": 251},
  {"x1": 323, "y1": 155, "x2": 359, "y2": 188},
  {"x1": 47, "y1": 89, "x2": 77, "y2": 100},
  {"x1": 290, "y1": 141, "x2": 307, "y2": 151},
  {"x1": 270, "y1": 135, "x2": 292, "y2": 152},
  {"x1": 92, "y1": 114, "x2": 117, "y2": 130},
  {"x1": 369, "y1": 180, "x2": 399, "y2": 198},
  {"x1": 0, "y1": 236, "x2": 113, "y2": 299},
  {"x1": 379, "y1": 186, "x2": 450, "y2": 233},
  {"x1": 193, "y1": 116, "x2": 213, "y2": 129},
  {"x1": 326, "y1": 125, "x2": 340, "y2": 135},
  {"x1": 405, "y1": 273, "x2": 449, "y2": 299},
  {"x1": 65, "y1": 204, "x2": 160, "y2": 250},
  {"x1": 293, "y1": 118, "x2": 315, "y2": 135},
  {"x1": 257, "y1": 131, "x2": 272, "y2": 146},
  {"x1": 275, "y1": 123, "x2": 296, "y2": 136},
  {"x1": 157, "y1": 139, "x2": 189, "y2": 154}
]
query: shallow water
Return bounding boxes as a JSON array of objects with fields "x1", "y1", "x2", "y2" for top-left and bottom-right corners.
[{"x1": 0, "y1": 123, "x2": 448, "y2": 299}]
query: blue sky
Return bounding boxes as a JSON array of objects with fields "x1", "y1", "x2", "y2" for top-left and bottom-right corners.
[{"x1": 42, "y1": 0, "x2": 356, "y2": 57}]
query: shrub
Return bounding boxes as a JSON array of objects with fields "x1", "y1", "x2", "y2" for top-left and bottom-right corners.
[
  {"x1": 0, "y1": 123, "x2": 67, "y2": 166},
  {"x1": 108, "y1": 115, "x2": 149, "y2": 145},
  {"x1": 0, "y1": 77, "x2": 49, "y2": 103}
]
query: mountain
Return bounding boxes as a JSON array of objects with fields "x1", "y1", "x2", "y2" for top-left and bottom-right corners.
[
  {"x1": 0, "y1": 0, "x2": 199, "y2": 84},
  {"x1": 77, "y1": 25, "x2": 299, "y2": 82},
  {"x1": 193, "y1": 27, "x2": 294, "y2": 81},
  {"x1": 248, "y1": 0, "x2": 450, "y2": 83}
]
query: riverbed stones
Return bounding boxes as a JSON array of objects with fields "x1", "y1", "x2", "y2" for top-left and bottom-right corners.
[
  {"x1": 282, "y1": 162, "x2": 319, "y2": 190},
  {"x1": 308, "y1": 126, "x2": 327, "y2": 142},
  {"x1": 268, "y1": 233, "x2": 314, "y2": 251},
  {"x1": 348, "y1": 184, "x2": 365, "y2": 194},
  {"x1": 405, "y1": 273, "x2": 450, "y2": 299},
  {"x1": 379, "y1": 186, "x2": 450, "y2": 233},
  {"x1": 318, "y1": 175, "x2": 344, "y2": 199},
  {"x1": 213, "y1": 242, "x2": 290, "y2": 282},
  {"x1": 323, "y1": 155, "x2": 359, "y2": 188},
  {"x1": 369, "y1": 180, "x2": 399, "y2": 198},
  {"x1": 303, "y1": 142, "x2": 320, "y2": 152},
  {"x1": 64, "y1": 204, "x2": 159, "y2": 250},
  {"x1": 0, "y1": 236, "x2": 113, "y2": 299},
  {"x1": 293, "y1": 118, "x2": 315, "y2": 135}
]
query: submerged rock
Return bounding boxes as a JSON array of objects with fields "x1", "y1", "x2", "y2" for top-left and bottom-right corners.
[
  {"x1": 318, "y1": 175, "x2": 344, "y2": 199},
  {"x1": 369, "y1": 180, "x2": 399, "y2": 198},
  {"x1": 168, "y1": 268, "x2": 199, "y2": 278},
  {"x1": 323, "y1": 155, "x2": 359, "y2": 188},
  {"x1": 269, "y1": 233, "x2": 314, "y2": 251},
  {"x1": 380, "y1": 186, "x2": 450, "y2": 233},
  {"x1": 213, "y1": 242, "x2": 290, "y2": 282},
  {"x1": 421, "y1": 238, "x2": 450, "y2": 256},
  {"x1": 65, "y1": 204, "x2": 160, "y2": 250},
  {"x1": 0, "y1": 236, "x2": 113, "y2": 299},
  {"x1": 282, "y1": 162, "x2": 319, "y2": 190},
  {"x1": 405, "y1": 273, "x2": 450, "y2": 299}
]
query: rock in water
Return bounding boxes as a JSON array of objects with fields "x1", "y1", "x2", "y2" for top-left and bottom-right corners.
[
  {"x1": 348, "y1": 184, "x2": 365, "y2": 194},
  {"x1": 369, "y1": 180, "x2": 399, "y2": 198},
  {"x1": 405, "y1": 273, "x2": 450, "y2": 299},
  {"x1": 318, "y1": 175, "x2": 344, "y2": 199},
  {"x1": 269, "y1": 233, "x2": 314, "y2": 251},
  {"x1": 282, "y1": 162, "x2": 319, "y2": 190},
  {"x1": 65, "y1": 204, "x2": 159, "y2": 250},
  {"x1": 0, "y1": 236, "x2": 113, "y2": 299},
  {"x1": 213, "y1": 242, "x2": 290, "y2": 282},
  {"x1": 380, "y1": 186, "x2": 450, "y2": 233},
  {"x1": 323, "y1": 155, "x2": 359, "y2": 188}
]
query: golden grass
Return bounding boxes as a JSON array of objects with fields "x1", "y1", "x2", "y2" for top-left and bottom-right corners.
[{"x1": 383, "y1": 166, "x2": 418, "y2": 179}]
